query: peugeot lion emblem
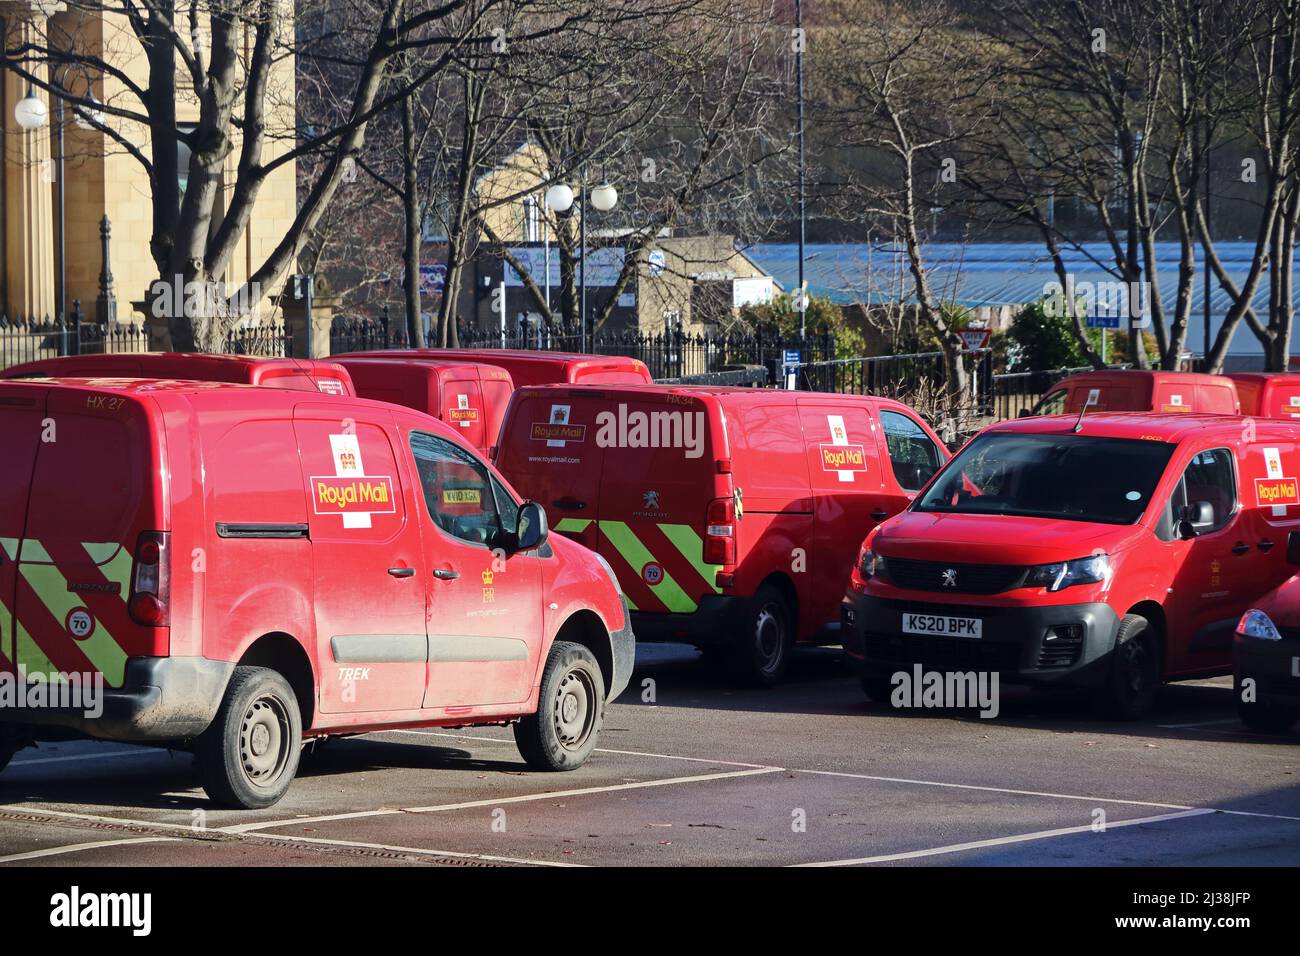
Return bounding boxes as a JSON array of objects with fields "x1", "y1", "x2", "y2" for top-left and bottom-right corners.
[{"x1": 941, "y1": 568, "x2": 958, "y2": 588}]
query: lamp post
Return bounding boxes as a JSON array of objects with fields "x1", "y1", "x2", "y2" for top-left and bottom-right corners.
[{"x1": 545, "y1": 181, "x2": 618, "y2": 351}]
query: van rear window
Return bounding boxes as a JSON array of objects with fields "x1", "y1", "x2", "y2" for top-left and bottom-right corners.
[{"x1": 916, "y1": 433, "x2": 1176, "y2": 524}]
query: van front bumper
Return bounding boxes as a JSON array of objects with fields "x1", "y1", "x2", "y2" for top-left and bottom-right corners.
[
  {"x1": 1235, "y1": 633, "x2": 1300, "y2": 706},
  {"x1": 630, "y1": 595, "x2": 745, "y2": 646},
  {"x1": 841, "y1": 591, "x2": 1120, "y2": 688},
  {"x1": 0, "y1": 657, "x2": 233, "y2": 743}
]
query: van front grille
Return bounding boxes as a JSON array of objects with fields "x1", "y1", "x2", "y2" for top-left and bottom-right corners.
[{"x1": 881, "y1": 557, "x2": 1025, "y2": 594}]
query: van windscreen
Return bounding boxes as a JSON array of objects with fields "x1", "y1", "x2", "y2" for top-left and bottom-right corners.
[{"x1": 915, "y1": 433, "x2": 1176, "y2": 524}]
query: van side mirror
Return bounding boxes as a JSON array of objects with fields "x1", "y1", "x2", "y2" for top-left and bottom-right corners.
[
  {"x1": 515, "y1": 501, "x2": 548, "y2": 552},
  {"x1": 1177, "y1": 500, "x2": 1214, "y2": 539}
]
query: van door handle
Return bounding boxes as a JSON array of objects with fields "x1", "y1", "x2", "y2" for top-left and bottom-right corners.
[
  {"x1": 388, "y1": 567, "x2": 416, "y2": 578},
  {"x1": 1231, "y1": 542, "x2": 1251, "y2": 555},
  {"x1": 432, "y1": 568, "x2": 460, "y2": 580},
  {"x1": 553, "y1": 498, "x2": 586, "y2": 511},
  {"x1": 1258, "y1": 539, "x2": 1276, "y2": 552},
  {"x1": 870, "y1": 509, "x2": 889, "y2": 520}
]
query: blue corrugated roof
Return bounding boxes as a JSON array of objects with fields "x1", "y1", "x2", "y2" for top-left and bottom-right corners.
[{"x1": 748, "y1": 241, "x2": 1283, "y2": 355}]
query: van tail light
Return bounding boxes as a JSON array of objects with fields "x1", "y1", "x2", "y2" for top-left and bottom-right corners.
[
  {"x1": 129, "y1": 531, "x2": 171, "y2": 627},
  {"x1": 704, "y1": 498, "x2": 736, "y2": 566}
]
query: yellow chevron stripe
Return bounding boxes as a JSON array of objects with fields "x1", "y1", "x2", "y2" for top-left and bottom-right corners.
[
  {"x1": 18, "y1": 559, "x2": 127, "y2": 687},
  {"x1": 658, "y1": 524, "x2": 722, "y2": 594}
]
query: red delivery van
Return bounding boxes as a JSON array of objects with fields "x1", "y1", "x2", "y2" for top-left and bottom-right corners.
[
  {"x1": 1, "y1": 352, "x2": 356, "y2": 396},
  {"x1": 0, "y1": 378, "x2": 633, "y2": 808},
  {"x1": 333, "y1": 355, "x2": 513, "y2": 453},
  {"x1": 345, "y1": 348, "x2": 652, "y2": 387},
  {"x1": 1029, "y1": 370, "x2": 1240, "y2": 416},
  {"x1": 1232, "y1": 576, "x2": 1300, "y2": 733},
  {"x1": 1229, "y1": 373, "x2": 1300, "y2": 419},
  {"x1": 843, "y1": 412, "x2": 1300, "y2": 718},
  {"x1": 495, "y1": 384, "x2": 949, "y2": 685}
]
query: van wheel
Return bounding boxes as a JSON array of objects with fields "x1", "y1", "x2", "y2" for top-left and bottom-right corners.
[
  {"x1": 1093, "y1": 614, "x2": 1160, "y2": 720},
  {"x1": 730, "y1": 584, "x2": 792, "y2": 687},
  {"x1": 195, "y1": 666, "x2": 302, "y2": 809},
  {"x1": 1236, "y1": 677, "x2": 1300, "y2": 734},
  {"x1": 515, "y1": 641, "x2": 605, "y2": 771}
]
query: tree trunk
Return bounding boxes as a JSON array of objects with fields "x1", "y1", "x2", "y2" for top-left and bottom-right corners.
[{"x1": 401, "y1": 91, "x2": 425, "y2": 348}]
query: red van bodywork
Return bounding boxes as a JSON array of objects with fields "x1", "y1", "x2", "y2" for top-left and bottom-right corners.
[
  {"x1": 843, "y1": 413, "x2": 1300, "y2": 716},
  {"x1": 0, "y1": 379, "x2": 632, "y2": 805},
  {"x1": 1, "y1": 352, "x2": 356, "y2": 396},
  {"x1": 1231, "y1": 576, "x2": 1300, "y2": 732},
  {"x1": 1031, "y1": 370, "x2": 1240, "y2": 416},
  {"x1": 344, "y1": 348, "x2": 653, "y2": 387},
  {"x1": 1228, "y1": 373, "x2": 1300, "y2": 419},
  {"x1": 495, "y1": 384, "x2": 949, "y2": 683},
  {"x1": 333, "y1": 355, "x2": 514, "y2": 453}
]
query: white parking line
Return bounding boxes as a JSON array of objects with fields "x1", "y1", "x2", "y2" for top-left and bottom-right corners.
[
  {"x1": 221, "y1": 765, "x2": 784, "y2": 834},
  {"x1": 382, "y1": 729, "x2": 774, "y2": 769},
  {"x1": 794, "y1": 808, "x2": 1216, "y2": 867},
  {"x1": 0, "y1": 836, "x2": 182, "y2": 864},
  {"x1": 244, "y1": 832, "x2": 584, "y2": 867}
]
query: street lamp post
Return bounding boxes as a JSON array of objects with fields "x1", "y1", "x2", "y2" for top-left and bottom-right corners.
[{"x1": 545, "y1": 181, "x2": 618, "y2": 352}]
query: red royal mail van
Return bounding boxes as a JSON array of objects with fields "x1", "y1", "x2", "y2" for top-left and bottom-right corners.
[
  {"x1": 0, "y1": 379, "x2": 632, "y2": 808},
  {"x1": 333, "y1": 355, "x2": 513, "y2": 453},
  {"x1": 1229, "y1": 373, "x2": 1300, "y2": 419},
  {"x1": 843, "y1": 412, "x2": 1300, "y2": 718},
  {"x1": 1029, "y1": 370, "x2": 1240, "y2": 416},
  {"x1": 495, "y1": 384, "x2": 949, "y2": 685},
  {"x1": 346, "y1": 348, "x2": 652, "y2": 387},
  {"x1": 1, "y1": 352, "x2": 356, "y2": 396}
]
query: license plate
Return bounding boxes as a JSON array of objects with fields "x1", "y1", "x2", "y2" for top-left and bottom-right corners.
[{"x1": 903, "y1": 613, "x2": 982, "y2": 639}]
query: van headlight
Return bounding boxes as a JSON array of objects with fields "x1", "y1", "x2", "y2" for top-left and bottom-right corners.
[
  {"x1": 858, "y1": 547, "x2": 883, "y2": 579},
  {"x1": 1024, "y1": 554, "x2": 1111, "y2": 592},
  {"x1": 1237, "y1": 609, "x2": 1282, "y2": 641}
]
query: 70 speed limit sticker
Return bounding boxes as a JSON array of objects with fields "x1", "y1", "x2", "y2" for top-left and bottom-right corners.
[{"x1": 65, "y1": 608, "x2": 94, "y2": 640}]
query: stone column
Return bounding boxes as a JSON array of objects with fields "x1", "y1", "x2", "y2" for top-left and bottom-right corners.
[
  {"x1": 280, "y1": 291, "x2": 341, "y2": 358},
  {"x1": 2, "y1": 3, "x2": 63, "y2": 319}
]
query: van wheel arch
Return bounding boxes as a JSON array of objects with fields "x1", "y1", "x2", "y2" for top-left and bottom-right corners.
[
  {"x1": 235, "y1": 633, "x2": 316, "y2": 733},
  {"x1": 550, "y1": 610, "x2": 613, "y2": 698},
  {"x1": 1125, "y1": 602, "x2": 1167, "y2": 662},
  {"x1": 759, "y1": 573, "x2": 799, "y2": 633}
]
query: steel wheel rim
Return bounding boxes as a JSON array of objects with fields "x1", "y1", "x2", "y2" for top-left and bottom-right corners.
[
  {"x1": 553, "y1": 668, "x2": 596, "y2": 751},
  {"x1": 239, "y1": 694, "x2": 291, "y2": 789}
]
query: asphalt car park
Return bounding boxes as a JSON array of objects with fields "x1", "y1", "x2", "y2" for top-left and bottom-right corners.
[{"x1": 1, "y1": 644, "x2": 1298, "y2": 867}]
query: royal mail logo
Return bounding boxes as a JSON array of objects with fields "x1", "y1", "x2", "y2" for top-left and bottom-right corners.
[
  {"x1": 531, "y1": 422, "x2": 586, "y2": 442},
  {"x1": 448, "y1": 407, "x2": 480, "y2": 422},
  {"x1": 337, "y1": 451, "x2": 359, "y2": 472},
  {"x1": 311, "y1": 475, "x2": 397, "y2": 515},
  {"x1": 1256, "y1": 476, "x2": 1300, "y2": 507},
  {"x1": 1160, "y1": 404, "x2": 1192, "y2": 413},
  {"x1": 819, "y1": 443, "x2": 868, "y2": 472}
]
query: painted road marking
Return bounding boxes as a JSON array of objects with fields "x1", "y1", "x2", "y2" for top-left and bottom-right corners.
[
  {"x1": 382, "y1": 729, "x2": 774, "y2": 768},
  {"x1": 794, "y1": 809, "x2": 1216, "y2": 867},
  {"x1": 0, "y1": 836, "x2": 182, "y2": 864},
  {"x1": 221, "y1": 766, "x2": 784, "y2": 834}
]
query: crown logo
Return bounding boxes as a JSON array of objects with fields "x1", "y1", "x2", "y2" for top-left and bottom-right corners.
[{"x1": 481, "y1": 568, "x2": 495, "y2": 585}]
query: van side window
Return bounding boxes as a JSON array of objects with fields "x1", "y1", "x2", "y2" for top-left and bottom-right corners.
[
  {"x1": 879, "y1": 410, "x2": 942, "y2": 491},
  {"x1": 1036, "y1": 390, "x2": 1067, "y2": 416},
  {"x1": 1164, "y1": 447, "x2": 1236, "y2": 536},
  {"x1": 409, "y1": 431, "x2": 502, "y2": 547}
]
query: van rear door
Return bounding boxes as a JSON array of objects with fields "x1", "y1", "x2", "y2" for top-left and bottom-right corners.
[
  {"x1": 495, "y1": 390, "x2": 608, "y2": 551},
  {"x1": 1265, "y1": 380, "x2": 1300, "y2": 418},
  {"x1": 15, "y1": 387, "x2": 164, "y2": 687},
  {"x1": 442, "y1": 376, "x2": 488, "y2": 451},
  {"x1": 0, "y1": 385, "x2": 48, "y2": 678},
  {"x1": 589, "y1": 393, "x2": 723, "y2": 615}
]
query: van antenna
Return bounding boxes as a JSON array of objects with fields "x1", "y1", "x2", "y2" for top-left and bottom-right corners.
[{"x1": 1072, "y1": 393, "x2": 1096, "y2": 433}]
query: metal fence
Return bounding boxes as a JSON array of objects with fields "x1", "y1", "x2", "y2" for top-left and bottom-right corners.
[
  {"x1": 330, "y1": 314, "x2": 835, "y2": 381},
  {"x1": 0, "y1": 309, "x2": 152, "y2": 369}
]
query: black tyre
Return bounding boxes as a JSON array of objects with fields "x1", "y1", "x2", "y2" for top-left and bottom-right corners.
[
  {"x1": 515, "y1": 641, "x2": 605, "y2": 771},
  {"x1": 1093, "y1": 614, "x2": 1160, "y2": 720},
  {"x1": 1236, "y1": 674, "x2": 1300, "y2": 734},
  {"x1": 729, "y1": 583, "x2": 793, "y2": 687},
  {"x1": 195, "y1": 666, "x2": 302, "y2": 809},
  {"x1": 0, "y1": 726, "x2": 27, "y2": 774}
]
